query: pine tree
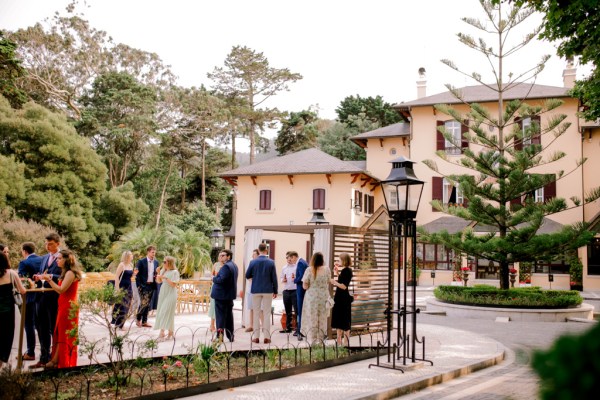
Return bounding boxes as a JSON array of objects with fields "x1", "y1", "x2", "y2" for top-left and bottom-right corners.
[{"x1": 420, "y1": 1, "x2": 600, "y2": 289}]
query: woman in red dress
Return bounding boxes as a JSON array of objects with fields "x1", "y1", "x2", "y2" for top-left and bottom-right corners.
[{"x1": 41, "y1": 249, "x2": 82, "y2": 368}]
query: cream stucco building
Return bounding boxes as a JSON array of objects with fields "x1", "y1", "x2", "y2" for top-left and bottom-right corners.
[{"x1": 220, "y1": 68, "x2": 600, "y2": 292}]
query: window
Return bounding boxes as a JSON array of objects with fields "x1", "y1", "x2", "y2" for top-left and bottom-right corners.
[
  {"x1": 533, "y1": 252, "x2": 573, "y2": 274},
  {"x1": 436, "y1": 120, "x2": 468, "y2": 155},
  {"x1": 515, "y1": 116, "x2": 541, "y2": 150},
  {"x1": 432, "y1": 177, "x2": 466, "y2": 211},
  {"x1": 259, "y1": 190, "x2": 271, "y2": 210},
  {"x1": 354, "y1": 190, "x2": 362, "y2": 212},
  {"x1": 363, "y1": 193, "x2": 375, "y2": 214},
  {"x1": 417, "y1": 243, "x2": 454, "y2": 270},
  {"x1": 588, "y1": 238, "x2": 600, "y2": 275},
  {"x1": 313, "y1": 188, "x2": 325, "y2": 210},
  {"x1": 534, "y1": 187, "x2": 544, "y2": 203},
  {"x1": 389, "y1": 148, "x2": 397, "y2": 155}
]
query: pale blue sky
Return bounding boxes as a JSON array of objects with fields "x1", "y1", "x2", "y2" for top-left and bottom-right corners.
[{"x1": 0, "y1": 0, "x2": 588, "y2": 123}]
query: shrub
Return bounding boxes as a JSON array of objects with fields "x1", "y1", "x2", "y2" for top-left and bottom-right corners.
[
  {"x1": 433, "y1": 285, "x2": 582, "y2": 308},
  {"x1": 0, "y1": 212, "x2": 58, "y2": 267},
  {"x1": 532, "y1": 323, "x2": 600, "y2": 399}
]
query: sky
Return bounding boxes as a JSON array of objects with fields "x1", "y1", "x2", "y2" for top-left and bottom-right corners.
[{"x1": 0, "y1": 0, "x2": 590, "y2": 126}]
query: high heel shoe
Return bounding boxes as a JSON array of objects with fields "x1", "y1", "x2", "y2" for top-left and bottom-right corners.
[
  {"x1": 44, "y1": 361, "x2": 57, "y2": 369},
  {"x1": 165, "y1": 334, "x2": 174, "y2": 340}
]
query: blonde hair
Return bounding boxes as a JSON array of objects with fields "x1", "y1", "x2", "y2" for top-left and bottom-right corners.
[
  {"x1": 120, "y1": 250, "x2": 133, "y2": 264},
  {"x1": 164, "y1": 256, "x2": 177, "y2": 270},
  {"x1": 339, "y1": 253, "x2": 351, "y2": 268}
]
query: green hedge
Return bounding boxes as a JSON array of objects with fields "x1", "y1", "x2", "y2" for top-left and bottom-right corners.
[{"x1": 433, "y1": 285, "x2": 583, "y2": 308}]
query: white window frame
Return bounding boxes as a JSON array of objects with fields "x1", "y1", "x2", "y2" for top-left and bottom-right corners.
[
  {"x1": 442, "y1": 178, "x2": 463, "y2": 205},
  {"x1": 534, "y1": 187, "x2": 544, "y2": 203},
  {"x1": 444, "y1": 120, "x2": 461, "y2": 155},
  {"x1": 522, "y1": 117, "x2": 532, "y2": 146}
]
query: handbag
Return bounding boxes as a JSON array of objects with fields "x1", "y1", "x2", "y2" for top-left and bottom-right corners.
[{"x1": 10, "y1": 272, "x2": 23, "y2": 307}]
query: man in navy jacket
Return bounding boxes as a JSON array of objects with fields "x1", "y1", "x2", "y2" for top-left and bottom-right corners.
[
  {"x1": 245, "y1": 243, "x2": 278, "y2": 343},
  {"x1": 135, "y1": 245, "x2": 159, "y2": 327},
  {"x1": 211, "y1": 249, "x2": 238, "y2": 342},
  {"x1": 31, "y1": 233, "x2": 61, "y2": 368},
  {"x1": 292, "y1": 254, "x2": 309, "y2": 340},
  {"x1": 18, "y1": 242, "x2": 43, "y2": 361}
]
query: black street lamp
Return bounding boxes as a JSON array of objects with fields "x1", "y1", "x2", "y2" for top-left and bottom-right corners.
[
  {"x1": 209, "y1": 228, "x2": 225, "y2": 263},
  {"x1": 379, "y1": 156, "x2": 431, "y2": 368}
]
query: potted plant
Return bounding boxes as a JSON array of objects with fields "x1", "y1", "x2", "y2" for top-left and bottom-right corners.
[
  {"x1": 509, "y1": 268, "x2": 518, "y2": 288},
  {"x1": 460, "y1": 267, "x2": 470, "y2": 286},
  {"x1": 569, "y1": 256, "x2": 583, "y2": 291}
]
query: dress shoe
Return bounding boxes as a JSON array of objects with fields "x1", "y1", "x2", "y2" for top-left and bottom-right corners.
[
  {"x1": 293, "y1": 331, "x2": 298, "y2": 336},
  {"x1": 263, "y1": 338, "x2": 271, "y2": 344},
  {"x1": 136, "y1": 320, "x2": 142, "y2": 327},
  {"x1": 251, "y1": 338, "x2": 260, "y2": 344},
  {"x1": 28, "y1": 362, "x2": 45, "y2": 369},
  {"x1": 142, "y1": 323, "x2": 152, "y2": 328},
  {"x1": 279, "y1": 329, "x2": 292, "y2": 333},
  {"x1": 245, "y1": 327, "x2": 253, "y2": 332},
  {"x1": 17, "y1": 354, "x2": 35, "y2": 361}
]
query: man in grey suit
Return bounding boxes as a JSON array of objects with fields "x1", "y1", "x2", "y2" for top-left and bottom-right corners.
[{"x1": 135, "y1": 245, "x2": 159, "y2": 327}]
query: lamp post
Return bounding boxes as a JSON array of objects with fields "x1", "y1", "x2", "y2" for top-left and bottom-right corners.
[
  {"x1": 381, "y1": 156, "x2": 425, "y2": 366},
  {"x1": 209, "y1": 228, "x2": 225, "y2": 263}
]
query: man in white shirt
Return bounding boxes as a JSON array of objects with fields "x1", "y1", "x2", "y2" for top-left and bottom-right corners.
[{"x1": 279, "y1": 251, "x2": 298, "y2": 333}]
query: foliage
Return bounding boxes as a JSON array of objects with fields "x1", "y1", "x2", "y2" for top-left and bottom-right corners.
[
  {"x1": 510, "y1": 0, "x2": 600, "y2": 121},
  {"x1": 107, "y1": 225, "x2": 211, "y2": 277},
  {"x1": 0, "y1": 212, "x2": 58, "y2": 271},
  {"x1": 0, "y1": 96, "x2": 116, "y2": 262},
  {"x1": 568, "y1": 256, "x2": 583, "y2": 285},
  {"x1": 532, "y1": 322, "x2": 600, "y2": 400},
  {"x1": 419, "y1": 1, "x2": 598, "y2": 289},
  {"x1": 0, "y1": 31, "x2": 28, "y2": 108},
  {"x1": 317, "y1": 114, "x2": 378, "y2": 160},
  {"x1": 208, "y1": 45, "x2": 302, "y2": 164},
  {"x1": 77, "y1": 71, "x2": 158, "y2": 188},
  {"x1": 95, "y1": 182, "x2": 150, "y2": 238},
  {"x1": 335, "y1": 94, "x2": 402, "y2": 127},
  {"x1": 176, "y1": 201, "x2": 220, "y2": 237},
  {"x1": 434, "y1": 285, "x2": 583, "y2": 307},
  {"x1": 8, "y1": 7, "x2": 174, "y2": 119},
  {"x1": 275, "y1": 108, "x2": 319, "y2": 155},
  {"x1": 0, "y1": 365, "x2": 42, "y2": 400}
]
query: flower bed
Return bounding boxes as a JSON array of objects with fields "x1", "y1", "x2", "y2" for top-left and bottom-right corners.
[
  {"x1": 433, "y1": 285, "x2": 583, "y2": 308},
  {"x1": 27, "y1": 345, "x2": 376, "y2": 400}
]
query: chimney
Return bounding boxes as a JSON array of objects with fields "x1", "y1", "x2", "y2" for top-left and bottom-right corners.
[
  {"x1": 563, "y1": 57, "x2": 576, "y2": 89},
  {"x1": 417, "y1": 67, "x2": 427, "y2": 99}
]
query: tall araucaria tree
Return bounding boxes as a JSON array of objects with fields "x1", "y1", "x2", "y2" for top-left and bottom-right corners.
[
  {"x1": 419, "y1": 0, "x2": 600, "y2": 289},
  {"x1": 208, "y1": 45, "x2": 302, "y2": 164}
]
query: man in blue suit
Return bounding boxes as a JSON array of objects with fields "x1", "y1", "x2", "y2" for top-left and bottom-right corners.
[
  {"x1": 30, "y1": 233, "x2": 61, "y2": 369},
  {"x1": 135, "y1": 245, "x2": 159, "y2": 327},
  {"x1": 292, "y1": 253, "x2": 309, "y2": 341},
  {"x1": 211, "y1": 249, "x2": 238, "y2": 342},
  {"x1": 18, "y1": 242, "x2": 43, "y2": 362}
]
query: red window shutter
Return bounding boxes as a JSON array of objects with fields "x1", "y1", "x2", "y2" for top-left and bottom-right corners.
[
  {"x1": 313, "y1": 189, "x2": 325, "y2": 209},
  {"x1": 509, "y1": 197, "x2": 521, "y2": 211},
  {"x1": 544, "y1": 179, "x2": 556, "y2": 202},
  {"x1": 461, "y1": 119, "x2": 469, "y2": 151},
  {"x1": 436, "y1": 121, "x2": 445, "y2": 151},
  {"x1": 369, "y1": 195, "x2": 375, "y2": 214},
  {"x1": 260, "y1": 190, "x2": 271, "y2": 210},
  {"x1": 514, "y1": 117, "x2": 523, "y2": 151},
  {"x1": 432, "y1": 176, "x2": 443, "y2": 212},
  {"x1": 531, "y1": 115, "x2": 541, "y2": 145},
  {"x1": 268, "y1": 240, "x2": 275, "y2": 260}
]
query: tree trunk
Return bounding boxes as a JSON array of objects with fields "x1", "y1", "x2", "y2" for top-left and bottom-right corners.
[
  {"x1": 155, "y1": 160, "x2": 174, "y2": 229},
  {"x1": 249, "y1": 120, "x2": 255, "y2": 164},
  {"x1": 230, "y1": 131, "x2": 237, "y2": 169},
  {"x1": 201, "y1": 139, "x2": 206, "y2": 204}
]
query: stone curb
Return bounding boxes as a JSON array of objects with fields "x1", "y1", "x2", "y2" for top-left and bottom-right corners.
[{"x1": 350, "y1": 350, "x2": 506, "y2": 400}]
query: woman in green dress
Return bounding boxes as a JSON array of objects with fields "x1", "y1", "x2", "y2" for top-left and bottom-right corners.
[{"x1": 154, "y1": 256, "x2": 180, "y2": 341}]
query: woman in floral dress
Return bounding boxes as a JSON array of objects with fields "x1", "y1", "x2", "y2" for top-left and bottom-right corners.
[{"x1": 301, "y1": 252, "x2": 331, "y2": 342}]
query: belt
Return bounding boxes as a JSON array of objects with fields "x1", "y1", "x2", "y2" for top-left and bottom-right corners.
[{"x1": 283, "y1": 289, "x2": 297, "y2": 292}]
